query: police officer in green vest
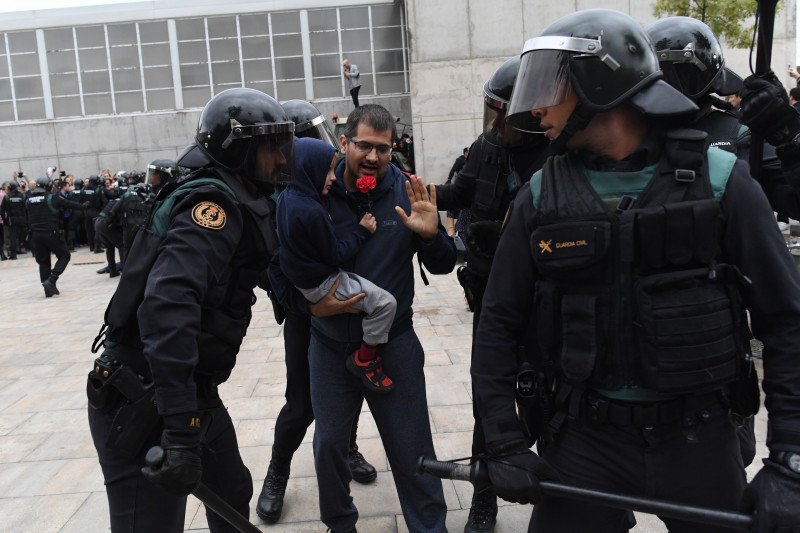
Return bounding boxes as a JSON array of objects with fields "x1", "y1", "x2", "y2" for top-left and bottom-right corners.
[
  {"x1": 471, "y1": 9, "x2": 800, "y2": 533},
  {"x1": 88, "y1": 88, "x2": 292, "y2": 532}
]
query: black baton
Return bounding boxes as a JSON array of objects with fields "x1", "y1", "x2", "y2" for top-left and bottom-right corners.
[
  {"x1": 146, "y1": 446, "x2": 263, "y2": 533},
  {"x1": 417, "y1": 456, "x2": 753, "y2": 531}
]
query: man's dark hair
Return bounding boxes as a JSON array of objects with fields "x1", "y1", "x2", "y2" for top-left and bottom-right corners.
[
  {"x1": 463, "y1": 147, "x2": 469, "y2": 155},
  {"x1": 343, "y1": 104, "x2": 396, "y2": 140},
  {"x1": 790, "y1": 88, "x2": 800, "y2": 102}
]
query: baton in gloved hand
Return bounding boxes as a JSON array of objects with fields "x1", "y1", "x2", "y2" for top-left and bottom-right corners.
[
  {"x1": 145, "y1": 446, "x2": 263, "y2": 533},
  {"x1": 417, "y1": 456, "x2": 754, "y2": 531},
  {"x1": 749, "y1": 0, "x2": 780, "y2": 183}
]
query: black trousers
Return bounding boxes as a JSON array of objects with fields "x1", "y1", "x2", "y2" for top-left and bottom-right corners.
[
  {"x1": 95, "y1": 218, "x2": 124, "y2": 271},
  {"x1": 272, "y1": 310, "x2": 361, "y2": 457},
  {"x1": 32, "y1": 230, "x2": 70, "y2": 282},
  {"x1": 529, "y1": 401, "x2": 746, "y2": 533},
  {"x1": 350, "y1": 86, "x2": 361, "y2": 108},
  {"x1": 9, "y1": 224, "x2": 24, "y2": 257},
  {"x1": 89, "y1": 402, "x2": 253, "y2": 533},
  {"x1": 85, "y1": 213, "x2": 98, "y2": 250}
]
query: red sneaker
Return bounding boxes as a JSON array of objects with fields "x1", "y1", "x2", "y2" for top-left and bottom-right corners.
[{"x1": 346, "y1": 351, "x2": 394, "y2": 393}]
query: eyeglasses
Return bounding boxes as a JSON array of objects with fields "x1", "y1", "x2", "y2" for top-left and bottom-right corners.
[{"x1": 347, "y1": 137, "x2": 392, "y2": 156}]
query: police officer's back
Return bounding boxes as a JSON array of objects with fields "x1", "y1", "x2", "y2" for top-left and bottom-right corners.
[
  {"x1": 0, "y1": 181, "x2": 26, "y2": 259},
  {"x1": 25, "y1": 176, "x2": 86, "y2": 296}
]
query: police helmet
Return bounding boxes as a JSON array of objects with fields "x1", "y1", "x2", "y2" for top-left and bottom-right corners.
[
  {"x1": 179, "y1": 88, "x2": 295, "y2": 187},
  {"x1": 282, "y1": 99, "x2": 339, "y2": 151},
  {"x1": 646, "y1": 16, "x2": 742, "y2": 100},
  {"x1": 482, "y1": 56, "x2": 544, "y2": 146},
  {"x1": 506, "y1": 9, "x2": 697, "y2": 133},
  {"x1": 8, "y1": 181, "x2": 17, "y2": 192},
  {"x1": 145, "y1": 158, "x2": 177, "y2": 193},
  {"x1": 36, "y1": 176, "x2": 51, "y2": 190},
  {"x1": 88, "y1": 174, "x2": 101, "y2": 188}
]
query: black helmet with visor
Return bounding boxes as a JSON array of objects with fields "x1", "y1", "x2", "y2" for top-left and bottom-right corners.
[
  {"x1": 646, "y1": 16, "x2": 742, "y2": 100},
  {"x1": 483, "y1": 56, "x2": 543, "y2": 146},
  {"x1": 145, "y1": 158, "x2": 177, "y2": 193},
  {"x1": 506, "y1": 9, "x2": 697, "y2": 136},
  {"x1": 283, "y1": 99, "x2": 339, "y2": 152},
  {"x1": 179, "y1": 88, "x2": 295, "y2": 188}
]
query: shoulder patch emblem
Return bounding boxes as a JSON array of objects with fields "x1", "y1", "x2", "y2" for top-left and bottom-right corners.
[{"x1": 191, "y1": 201, "x2": 226, "y2": 230}]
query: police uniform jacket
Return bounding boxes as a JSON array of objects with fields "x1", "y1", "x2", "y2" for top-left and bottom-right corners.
[
  {"x1": 472, "y1": 132, "x2": 800, "y2": 454},
  {"x1": 26, "y1": 188, "x2": 85, "y2": 232},
  {"x1": 105, "y1": 171, "x2": 277, "y2": 416},
  {"x1": 0, "y1": 191, "x2": 26, "y2": 227}
]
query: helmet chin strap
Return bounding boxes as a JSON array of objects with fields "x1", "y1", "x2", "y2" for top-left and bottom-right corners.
[{"x1": 546, "y1": 103, "x2": 595, "y2": 156}]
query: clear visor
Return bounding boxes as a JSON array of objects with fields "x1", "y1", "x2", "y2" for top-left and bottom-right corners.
[
  {"x1": 248, "y1": 131, "x2": 295, "y2": 185},
  {"x1": 295, "y1": 115, "x2": 340, "y2": 152},
  {"x1": 506, "y1": 49, "x2": 573, "y2": 130},
  {"x1": 482, "y1": 104, "x2": 542, "y2": 146},
  {"x1": 145, "y1": 164, "x2": 172, "y2": 187}
]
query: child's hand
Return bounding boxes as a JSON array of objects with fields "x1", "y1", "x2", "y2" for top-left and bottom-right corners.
[{"x1": 360, "y1": 213, "x2": 376, "y2": 234}]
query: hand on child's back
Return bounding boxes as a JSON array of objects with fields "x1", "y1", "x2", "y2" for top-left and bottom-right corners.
[{"x1": 360, "y1": 213, "x2": 376, "y2": 234}]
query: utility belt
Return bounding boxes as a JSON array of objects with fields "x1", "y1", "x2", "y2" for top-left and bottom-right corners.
[
  {"x1": 583, "y1": 389, "x2": 724, "y2": 428},
  {"x1": 32, "y1": 228, "x2": 62, "y2": 236},
  {"x1": 87, "y1": 355, "x2": 159, "y2": 458}
]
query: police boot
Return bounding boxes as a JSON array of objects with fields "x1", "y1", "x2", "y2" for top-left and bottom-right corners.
[
  {"x1": 42, "y1": 274, "x2": 60, "y2": 297},
  {"x1": 256, "y1": 449, "x2": 291, "y2": 523},
  {"x1": 463, "y1": 488, "x2": 497, "y2": 533},
  {"x1": 348, "y1": 421, "x2": 377, "y2": 484}
]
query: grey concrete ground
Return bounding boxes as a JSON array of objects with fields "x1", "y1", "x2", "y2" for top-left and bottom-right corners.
[{"x1": 0, "y1": 245, "x2": 767, "y2": 532}]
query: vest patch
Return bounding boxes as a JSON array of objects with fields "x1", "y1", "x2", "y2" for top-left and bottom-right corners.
[
  {"x1": 191, "y1": 201, "x2": 226, "y2": 230},
  {"x1": 536, "y1": 227, "x2": 597, "y2": 260}
]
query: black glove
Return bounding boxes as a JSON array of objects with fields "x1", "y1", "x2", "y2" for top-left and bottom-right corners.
[
  {"x1": 740, "y1": 458, "x2": 800, "y2": 533},
  {"x1": 141, "y1": 412, "x2": 203, "y2": 496},
  {"x1": 486, "y1": 439, "x2": 559, "y2": 505},
  {"x1": 463, "y1": 220, "x2": 502, "y2": 276},
  {"x1": 739, "y1": 71, "x2": 800, "y2": 147},
  {"x1": 81, "y1": 201, "x2": 90, "y2": 208}
]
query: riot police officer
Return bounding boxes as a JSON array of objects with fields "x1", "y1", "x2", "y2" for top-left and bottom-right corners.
[
  {"x1": 254, "y1": 99, "x2": 377, "y2": 525},
  {"x1": 472, "y1": 9, "x2": 800, "y2": 532},
  {"x1": 0, "y1": 181, "x2": 27, "y2": 259},
  {"x1": 646, "y1": 16, "x2": 800, "y2": 228},
  {"x1": 25, "y1": 176, "x2": 87, "y2": 297},
  {"x1": 81, "y1": 175, "x2": 104, "y2": 253},
  {"x1": 94, "y1": 193, "x2": 123, "y2": 277},
  {"x1": 434, "y1": 56, "x2": 549, "y2": 533},
  {"x1": 87, "y1": 88, "x2": 292, "y2": 532}
]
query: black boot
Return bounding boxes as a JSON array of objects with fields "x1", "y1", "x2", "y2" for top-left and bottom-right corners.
[
  {"x1": 256, "y1": 449, "x2": 291, "y2": 523},
  {"x1": 463, "y1": 488, "x2": 497, "y2": 533},
  {"x1": 348, "y1": 420, "x2": 377, "y2": 483},
  {"x1": 42, "y1": 274, "x2": 60, "y2": 297}
]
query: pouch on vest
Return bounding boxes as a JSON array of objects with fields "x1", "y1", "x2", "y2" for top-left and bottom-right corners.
[
  {"x1": 634, "y1": 267, "x2": 742, "y2": 393},
  {"x1": 531, "y1": 220, "x2": 611, "y2": 281}
]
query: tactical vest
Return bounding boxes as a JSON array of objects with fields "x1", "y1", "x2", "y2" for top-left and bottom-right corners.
[
  {"x1": 121, "y1": 189, "x2": 153, "y2": 230},
  {"x1": 472, "y1": 137, "x2": 547, "y2": 222},
  {"x1": 94, "y1": 171, "x2": 279, "y2": 381},
  {"x1": 5, "y1": 192, "x2": 26, "y2": 225},
  {"x1": 25, "y1": 191, "x2": 60, "y2": 231},
  {"x1": 531, "y1": 129, "x2": 748, "y2": 395}
]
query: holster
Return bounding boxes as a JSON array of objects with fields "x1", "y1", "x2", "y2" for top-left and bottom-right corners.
[
  {"x1": 515, "y1": 361, "x2": 552, "y2": 447},
  {"x1": 268, "y1": 289, "x2": 286, "y2": 325},
  {"x1": 724, "y1": 358, "x2": 760, "y2": 418},
  {"x1": 456, "y1": 266, "x2": 487, "y2": 312},
  {"x1": 87, "y1": 356, "x2": 160, "y2": 459}
]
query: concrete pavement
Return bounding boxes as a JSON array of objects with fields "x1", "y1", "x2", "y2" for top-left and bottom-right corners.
[{"x1": 0, "y1": 245, "x2": 766, "y2": 532}]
